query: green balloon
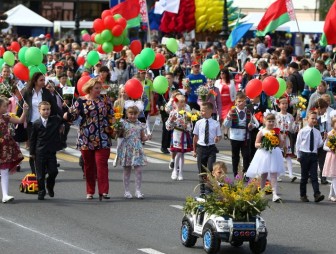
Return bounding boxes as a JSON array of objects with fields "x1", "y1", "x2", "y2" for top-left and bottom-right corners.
[
  {"x1": 95, "y1": 33, "x2": 104, "y2": 45},
  {"x1": 101, "y1": 29, "x2": 113, "y2": 42},
  {"x1": 0, "y1": 58, "x2": 5, "y2": 71},
  {"x1": 134, "y1": 54, "x2": 147, "y2": 70},
  {"x1": 87, "y1": 51, "x2": 100, "y2": 66},
  {"x1": 37, "y1": 63, "x2": 47, "y2": 74},
  {"x1": 141, "y1": 48, "x2": 155, "y2": 67},
  {"x1": 84, "y1": 62, "x2": 92, "y2": 69},
  {"x1": 29, "y1": 65, "x2": 40, "y2": 79},
  {"x1": 102, "y1": 42, "x2": 114, "y2": 53},
  {"x1": 3, "y1": 51, "x2": 15, "y2": 66},
  {"x1": 112, "y1": 35, "x2": 123, "y2": 45},
  {"x1": 40, "y1": 45, "x2": 49, "y2": 55},
  {"x1": 202, "y1": 59, "x2": 220, "y2": 79},
  {"x1": 274, "y1": 78, "x2": 286, "y2": 98},
  {"x1": 153, "y1": 75, "x2": 169, "y2": 94},
  {"x1": 303, "y1": 67, "x2": 322, "y2": 88},
  {"x1": 113, "y1": 14, "x2": 122, "y2": 20},
  {"x1": 166, "y1": 38, "x2": 178, "y2": 54},
  {"x1": 25, "y1": 47, "x2": 43, "y2": 66},
  {"x1": 122, "y1": 37, "x2": 130, "y2": 46},
  {"x1": 81, "y1": 30, "x2": 88, "y2": 35},
  {"x1": 18, "y1": 46, "x2": 29, "y2": 66}
]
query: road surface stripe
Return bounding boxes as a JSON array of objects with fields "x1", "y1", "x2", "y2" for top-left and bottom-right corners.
[
  {"x1": 138, "y1": 249, "x2": 165, "y2": 254},
  {"x1": 170, "y1": 205, "x2": 184, "y2": 210},
  {"x1": 0, "y1": 216, "x2": 94, "y2": 254}
]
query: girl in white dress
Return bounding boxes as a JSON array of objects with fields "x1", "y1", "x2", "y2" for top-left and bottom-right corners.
[{"x1": 247, "y1": 112, "x2": 285, "y2": 202}]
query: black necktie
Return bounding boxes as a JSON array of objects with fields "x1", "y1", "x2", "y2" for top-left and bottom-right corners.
[
  {"x1": 204, "y1": 119, "x2": 209, "y2": 145},
  {"x1": 309, "y1": 128, "x2": 314, "y2": 152},
  {"x1": 239, "y1": 110, "x2": 245, "y2": 120}
]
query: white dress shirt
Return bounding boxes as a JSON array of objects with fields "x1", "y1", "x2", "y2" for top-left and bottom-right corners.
[
  {"x1": 193, "y1": 118, "x2": 222, "y2": 146},
  {"x1": 296, "y1": 126, "x2": 324, "y2": 157},
  {"x1": 41, "y1": 117, "x2": 48, "y2": 127},
  {"x1": 31, "y1": 89, "x2": 43, "y2": 123}
]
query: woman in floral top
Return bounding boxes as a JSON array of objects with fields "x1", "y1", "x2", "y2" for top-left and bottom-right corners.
[
  {"x1": 166, "y1": 95, "x2": 193, "y2": 181},
  {"x1": 65, "y1": 78, "x2": 114, "y2": 201}
]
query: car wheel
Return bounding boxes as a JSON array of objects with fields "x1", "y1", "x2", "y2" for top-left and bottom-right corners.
[
  {"x1": 24, "y1": 185, "x2": 29, "y2": 193},
  {"x1": 203, "y1": 226, "x2": 221, "y2": 254},
  {"x1": 181, "y1": 220, "x2": 197, "y2": 247},
  {"x1": 19, "y1": 183, "x2": 24, "y2": 192},
  {"x1": 250, "y1": 237, "x2": 267, "y2": 254},
  {"x1": 230, "y1": 240, "x2": 243, "y2": 247}
]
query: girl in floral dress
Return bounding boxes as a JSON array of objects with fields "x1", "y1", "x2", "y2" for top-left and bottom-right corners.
[
  {"x1": 166, "y1": 95, "x2": 193, "y2": 181},
  {"x1": 246, "y1": 112, "x2": 285, "y2": 202},
  {"x1": 275, "y1": 97, "x2": 298, "y2": 182},
  {"x1": 0, "y1": 97, "x2": 28, "y2": 203},
  {"x1": 116, "y1": 104, "x2": 151, "y2": 199}
]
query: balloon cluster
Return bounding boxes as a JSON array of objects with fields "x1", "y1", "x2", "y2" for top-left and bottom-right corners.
[
  {"x1": 245, "y1": 77, "x2": 287, "y2": 99},
  {"x1": 81, "y1": 30, "x2": 91, "y2": 42},
  {"x1": 92, "y1": 11, "x2": 130, "y2": 54}
]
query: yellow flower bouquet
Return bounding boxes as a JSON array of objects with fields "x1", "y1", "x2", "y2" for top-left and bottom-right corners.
[
  {"x1": 261, "y1": 128, "x2": 280, "y2": 152},
  {"x1": 184, "y1": 174, "x2": 269, "y2": 221},
  {"x1": 110, "y1": 106, "x2": 124, "y2": 139},
  {"x1": 326, "y1": 130, "x2": 336, "y2": 153}
]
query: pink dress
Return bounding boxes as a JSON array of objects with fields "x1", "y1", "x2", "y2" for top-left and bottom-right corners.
[
  {"x1": 220, "y1": 84, "x2": 234, "y2": 119},
  {"x1": 322, "y1": 130, "x2": 336, "y2": 178}
]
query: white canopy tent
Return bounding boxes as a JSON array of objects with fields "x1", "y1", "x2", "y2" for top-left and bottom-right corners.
[{"x1": 5, "y1": 4, "x2": 53, "y2": 27}]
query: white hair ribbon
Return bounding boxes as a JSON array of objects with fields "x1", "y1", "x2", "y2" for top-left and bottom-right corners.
[
  {"x1": 124, "y1": 100, "x2": 144, "y2": 112},
  {"x1": 263, "y1": 109, "x2": 277, "y2": 117}
]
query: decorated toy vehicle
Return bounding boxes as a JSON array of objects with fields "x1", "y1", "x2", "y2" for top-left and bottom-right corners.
[
  {"x1": 19, "y1": 173, "x2": 38, "y2": 193},
  {"x1": 181, "y1": 197, "x2": 267, "y2": 254}
]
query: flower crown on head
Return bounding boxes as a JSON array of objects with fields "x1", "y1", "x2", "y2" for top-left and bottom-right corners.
[
  {"x1": 263, "y1": 109, "x2": 277, "y2": 117},
  {"x1": 124, "y1": 100, "x2": 144, "y2": 112}
]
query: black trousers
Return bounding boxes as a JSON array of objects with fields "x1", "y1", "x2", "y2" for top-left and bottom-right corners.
[
  {"x1": 197, "y1": 145, "x2": 217, "y2": 194},
  {"x1": 35, "y1": 152, "x2": 58, "y2": 193},
  {"x1": 299, "y1": 152, "x2": 320, "y2": 197},
  {"x1": 249, "y1": 129, "x2": 258, "y2": 162},
  {"x1": 161, "y1": 116, "x2": 171, "y2": 149},
  {"x1": 61, "y1": 122, "x2": 70, "y2": 148},
  {"x1": 27, "y1": 122, "x2": 36, "y2": 174},
  {"x1": 230, "y1": 139, "x2": 250, "y2": 177},
  {"x1": 318, "y1": 147, "x2": 327, "y2": 181}
]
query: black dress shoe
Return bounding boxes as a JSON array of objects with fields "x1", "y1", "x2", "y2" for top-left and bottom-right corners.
[
  {"x1": 314, "y1": 194, "x2": 324, "y2": 202},
  {"x1": 38, "y1": 190, "x2": 46, "y2": 200},
  {"x1": 321, "y1": 179, "x2": 329, "y2": 185},
  {"x1": 300, "y1": 196, "x2": 309, "y2": 202},
  {"x1": 160, "y1": 148, "x2": 170, "y2": 154},
  {"x1": 47, "y1": 185, "x2": 54, "y2": 197}
]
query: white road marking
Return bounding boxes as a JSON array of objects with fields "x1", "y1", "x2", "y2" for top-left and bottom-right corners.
[
  {"x1": 170, "y1": 205, "x2": 184, "y2": 210},
  {"x1": 0, "y1": 237, "x2": 9, "y2": 242},
  {"x1": 0, "y1": 216, "x2": 94, "y2": 254},
  {"x1": 138, "y1": 248, "x2": 166, "y2": 254}
]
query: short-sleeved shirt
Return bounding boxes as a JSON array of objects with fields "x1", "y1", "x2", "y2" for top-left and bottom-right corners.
[
  {"x1": 187, "y1": 73, "x2": 207, "y2": 103},
  {"x1": 193, "y1": 118, "x2": 222, "y2": 146}
]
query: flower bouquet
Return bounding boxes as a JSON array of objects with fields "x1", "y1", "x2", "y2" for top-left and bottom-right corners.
[
  {"x1": 261, "y1": 128, "x2": 280, "y2": 152},
  {"x1": 106, "y1": 83, "x2": 119, "y2": 101},
  {"x1": 110, "y1": 106, "x2": 124, "y2": 139},
  {"x1": 195, "y1": 85, "x2": 209, "y2": 102},
  {"x1": 184, "y1": 173, "x2": 269, "y2": 221},
  {"x1": 185, "y1": 110, "x2": 201, "y2": 122},
  {"x1": 0, "y1": 81, "x2": 12, "y2": 98},
  {"x1": 326, "y1": 130, "x2": 336, "y2": 152},
  {"x1": 182, "y1": 78, "x2": 190, "y2": 89}
]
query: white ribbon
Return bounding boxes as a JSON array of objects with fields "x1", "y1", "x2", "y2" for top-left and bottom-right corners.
[
  {"x1": 263, "y1": 109, "x2": 277, "y2": 117},
  {"x1": 124, "y1": 100, "x2": 144, "y2": 112}
]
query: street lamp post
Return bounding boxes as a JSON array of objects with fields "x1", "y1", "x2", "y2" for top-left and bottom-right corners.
[
  {"x1": 74, "y1": 0, "x2": 81, "y2": 44},
  {"x1": 219, "y1": 0, "x2": 229, "y2": 40}
]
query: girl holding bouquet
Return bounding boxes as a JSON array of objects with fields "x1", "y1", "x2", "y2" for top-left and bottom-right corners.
[
  {"x1": 322, "y1": 117, "x2": 336, "y2": 202},
  {"x1": 246, "y1": 111, "x2": 285, "y2": 202},
  {"x1": 166, "y1": 94, "x2": 193, "y2": 181}
]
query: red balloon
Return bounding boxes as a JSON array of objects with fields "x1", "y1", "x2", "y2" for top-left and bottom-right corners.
[
  {"x1": 97, "y1": 45, "x2": 106, "y2": 54},
  {"x1": 10, "y1": 42, "x2": 21, "y2": 53},
  {"x1": 129, "y1": 40, "x2": 142, "y2": 56},
  {"x1": 245, "y1": 79, "x2": 262, "y2": 99},
  {"x1": 101, "y1": 10, "x2": 112, "y2": 20},
  {"x1": 244, "y1": 62, "x2": 256, "y2": 76},
  {"x1": 13, "y1": 63, "x2": 29, "y2": 81},
  {"x1": 77, "y1": 56, "x2": 85, "y2": 66},
  {"x1": 0, "y1": 46, "x2": 5, "y2": 57},
  {"x1": 125, "y1": 78, "x2": 144, "y2": 99},
  {"x1": 116, "y1": 17, "x2": 127, "y2": 29},
  {"x1": 77, "y1": 76, "x2": 91, "y2": 96},
  {"x1": 93, "y1": 18, "x2": 105, "y2": 33},
  {"x1": 91, "y1": 32, "x2": 96, "y2": 43},
  {"x1": 113, "y1": 44, "x2": 123, "y2": 52},
  {"x1": 112, "y1": 25, "x2": 123, "y2": 37},
  {"x1": 262, "y1": 76, "x2": 279, "y2": 96},
  {"x1": 150, "y1": 53, "x2": 165, "y2": 69},
  {"x1": 104, "y1": 16, "x2": 116, "y2": 30},
  {"x1": 81, "y1": 71, "x2": 90, "y2": 77}
]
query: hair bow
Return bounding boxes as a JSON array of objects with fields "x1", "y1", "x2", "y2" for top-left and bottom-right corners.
[
  {"x1": 263, "y1": 109, "x2": 276, "y2": 117},
  {"x1": 124, "y1": 100, "x2": 144, "y2": 112}
]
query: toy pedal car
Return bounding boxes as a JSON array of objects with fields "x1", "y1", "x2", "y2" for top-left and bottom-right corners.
[
  {"x1": 19, "y1": 173, "x2": 38, "y2": 194},
  {"x1": 181, "y1": 198, "x2": 267, "y2": 254},
  {"x1": 258, "y1": 180, "x2": 272, "y2": 195}
]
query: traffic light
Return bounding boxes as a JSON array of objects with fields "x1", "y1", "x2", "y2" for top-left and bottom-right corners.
[{"x1": 0, "y1": 12, "x2": 9, "y2": 29}]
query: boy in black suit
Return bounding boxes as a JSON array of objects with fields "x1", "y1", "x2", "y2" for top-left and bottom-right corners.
[{"x1": 30, "y1": 101, "x2": 63, "y2": 200}]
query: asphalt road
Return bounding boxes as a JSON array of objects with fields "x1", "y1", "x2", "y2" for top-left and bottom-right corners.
[{"x1": 0, "y1": 122, "x2": 335, "y2": 254}]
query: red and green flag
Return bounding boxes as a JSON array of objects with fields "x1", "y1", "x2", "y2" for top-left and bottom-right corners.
[
  {"x1": 320, "y1": 1, "x2": 336, "y2": 46},
  {"x1": 256, "y1": 0, "x2": 295, "y2": 36}
]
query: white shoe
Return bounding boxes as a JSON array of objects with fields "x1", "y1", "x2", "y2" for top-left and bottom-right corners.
[
  {"x1": 124, "y1": 192, "x2": 133, "y2": 199},
  {"x1": 272, "y1": 194, "x2": 282, "y2": 203},
  {"x1": 171, "y1": 170, "x2": 177, "y2": 180},
  {"x1": 328, "y1": 196, "x2": 336, "y2": 202},
  {"x1": 178, "y1": 174, "x2": 184, "y2": 181},
  {"x1": 277, "y1": 177, "x2": 282, "y2": 182},
  {"x1": 135, "y1": 191, "x2": 144, "y2": 199},
  {"x1": 2, "y1": 196, "x2": 14, "y2": 203}
]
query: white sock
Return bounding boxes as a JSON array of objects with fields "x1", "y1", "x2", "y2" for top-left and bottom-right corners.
[
  {"x1": 178, "y1": 153, "x2": 184, "y2": 176},
  {"x1": 174, "y1": 153, "x2": 181, "y2": 172},
  {"x1": 332, "y1": 178, "x2": 336, "y2": 197},
  {"x1": 270, "y1": 173, "x2": 278, "y2": 196},
  {"x1": 286, "y1": 157, "x2": 293, "y2": 178},
  {"x1": 1, "y1": 169, "x2": 9, "y2": 199}
]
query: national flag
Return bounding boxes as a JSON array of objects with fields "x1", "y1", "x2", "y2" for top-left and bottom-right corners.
[
  {"x1": 154, "y1": 0, "x2": 181, "y2": 15},
  {"x1": 110, "y1": 0, "x2": 141, "y2": 28},
  {"x1": 323, "y1": 1, "x2": 336, "y2": 45},
  {"x1": 226, "y1": 23, "x2": 253, "y2": 48},
  {"x1": 256, "y1": 0, "x2": 295, "y2": 36}
]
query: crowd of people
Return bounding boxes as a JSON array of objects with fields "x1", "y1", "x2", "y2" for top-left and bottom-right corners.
[{"x1": 1, "y1": 32, "x2": 336, "y2": 205}]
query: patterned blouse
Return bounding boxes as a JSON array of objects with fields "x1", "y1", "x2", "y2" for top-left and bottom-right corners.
[{"x1": 68, "y1": 96, "x2": 114, "y2": 150}]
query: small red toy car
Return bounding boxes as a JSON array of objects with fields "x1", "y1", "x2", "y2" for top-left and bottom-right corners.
[{"x1": 19, "y1": 173, "x2": 38, "y2": 193}]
